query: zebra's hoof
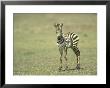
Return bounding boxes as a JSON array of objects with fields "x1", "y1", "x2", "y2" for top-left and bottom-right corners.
[
  {"x1": 58, "y1": 67, "x2": 62, "y2": 71},
  {"x1": 65, "y1": 66, "x2": 68, "y2": 70},
  {"x1": 76, "y1": 64, "x2": 80, "y2": 70}
]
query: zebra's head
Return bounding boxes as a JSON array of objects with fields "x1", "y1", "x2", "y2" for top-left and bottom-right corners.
[{"x1": 54, "y1": 23, "x2": 63, "y2": 37}]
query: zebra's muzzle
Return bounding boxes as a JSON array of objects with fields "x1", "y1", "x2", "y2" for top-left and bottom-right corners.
[{"x1": 57, "y1": 36, "x2": 64, "y2": 44}]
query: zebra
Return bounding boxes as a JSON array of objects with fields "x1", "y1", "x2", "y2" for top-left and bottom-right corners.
[{"x1": 54, "y1": 23, "x2": 80, "y2": 71}]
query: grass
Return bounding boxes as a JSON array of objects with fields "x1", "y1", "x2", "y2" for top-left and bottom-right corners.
[{"x1": 13, "y1": 13, "x2": 97, "y2": 75}]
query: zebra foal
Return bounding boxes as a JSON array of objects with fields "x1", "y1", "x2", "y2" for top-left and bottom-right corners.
[{"x1": 54, "y1": 23, "x2": 80, "y2": 71}]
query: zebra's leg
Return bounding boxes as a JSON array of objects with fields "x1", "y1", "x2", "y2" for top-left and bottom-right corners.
[
  {"x1": 58, "y1": 47, "x2": 63, "y2": 71},
  {"x1": 71, "y1": 46, "x2": 80, "y2": 70},
  {"x1": 64, "y1": 47, "x2": 68, "y2": 70},
  {"x1": 76, "y1": 55, "x2": 80, "y2": 70}
]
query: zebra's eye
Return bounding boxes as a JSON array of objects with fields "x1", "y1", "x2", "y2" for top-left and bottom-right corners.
[{"x1": 57, "y1": 36, "x2": 61, "y2": 40}]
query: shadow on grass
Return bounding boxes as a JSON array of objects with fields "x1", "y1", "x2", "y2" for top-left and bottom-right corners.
[{"x1": 59, "y1": 67, "x2": 84, "y2": 72}]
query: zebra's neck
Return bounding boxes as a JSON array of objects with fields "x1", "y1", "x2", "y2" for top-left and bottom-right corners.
[{"x1": 57, "y1": 35, "x2": 65, "y2": 44}]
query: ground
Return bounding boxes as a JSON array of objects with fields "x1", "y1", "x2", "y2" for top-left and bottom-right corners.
[{"x1": 13, "y1": 13, "x2": 97, "y2": 75}]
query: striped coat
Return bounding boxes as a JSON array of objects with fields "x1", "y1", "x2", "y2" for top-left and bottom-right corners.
[{"x1": 54, "y1": 23, "x2": 80, "y2": 70}]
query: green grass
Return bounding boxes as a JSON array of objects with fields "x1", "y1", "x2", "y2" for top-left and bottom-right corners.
[{"x1": 13, "y1": 13, "x2": 97, "y2": 75}]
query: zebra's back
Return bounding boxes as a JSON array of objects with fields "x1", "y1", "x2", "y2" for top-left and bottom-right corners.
[{"x1": 63, "y1": 32, "x2": 79, "y2": 47}]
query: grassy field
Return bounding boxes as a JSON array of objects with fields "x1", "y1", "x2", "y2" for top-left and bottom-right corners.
[{"x1": 13, "y1": 13, "x2": 97, "y2": 75}]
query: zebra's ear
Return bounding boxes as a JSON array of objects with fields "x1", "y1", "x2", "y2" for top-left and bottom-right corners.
[
  {"x1": 54, "y1": 23, "x2": 57, "y2": 27},
  {"x1": 61, "y1": 23, "x2": 63, "y2": 27}
]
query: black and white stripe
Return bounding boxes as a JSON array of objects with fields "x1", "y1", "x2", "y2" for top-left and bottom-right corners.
[{"x1": 63, "y1": 32, "x2": 79, "y2": 47}]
